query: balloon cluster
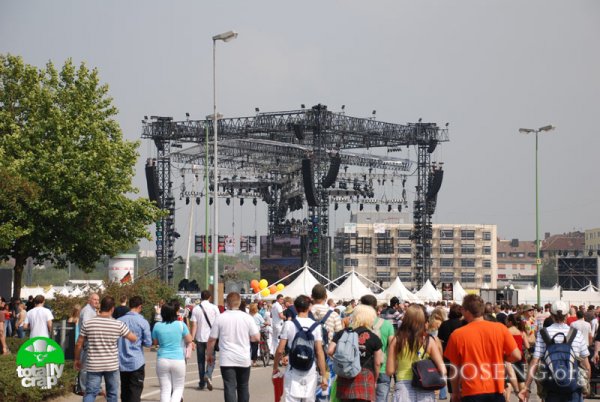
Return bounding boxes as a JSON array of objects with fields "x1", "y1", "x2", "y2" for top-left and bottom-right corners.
[{"x1": 250, "y1": 279, "x2": 285, "y2": 297}]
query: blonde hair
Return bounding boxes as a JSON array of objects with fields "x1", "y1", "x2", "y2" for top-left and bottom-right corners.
[
  {"x1": 429, "y1": 306, "x2": 446, "y2": 324},
  {"x1": 351, "y1": 304, "x2": 377, "y2": 329},
  {"x1": 248, "y1": 303, "x2": 258, "y2": 315}
]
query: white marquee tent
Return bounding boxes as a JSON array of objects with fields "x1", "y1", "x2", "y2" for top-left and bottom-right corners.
[
  {"x1": 453, "y1": 281, "x2": 467, "y2": 303},
  {"x1": 330, "y1": 272, "x2": 376, "y2": 301},
  {"x1": 415, "y1": 280, "x2": 442, "y2": 302},
  {"x1": 377, "y1": 277, "x2": 419, "y2": 303},
  {"x1": 277, "y1": 266, "x2": 322, "y2": 298}
]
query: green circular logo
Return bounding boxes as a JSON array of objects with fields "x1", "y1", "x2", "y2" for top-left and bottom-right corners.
[{"x1": 17, "y1": 337, "x2": 65, "y2": 368}]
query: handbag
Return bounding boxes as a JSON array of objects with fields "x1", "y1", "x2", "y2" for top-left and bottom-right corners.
[
  {"x1": 200, "y1": 304, "x2": 219, "y2": 351},
  {"x1": 411, "y1": 335, "x2": 446, "y2": 391}
]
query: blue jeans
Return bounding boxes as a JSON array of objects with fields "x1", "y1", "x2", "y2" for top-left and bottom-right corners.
[
  {"x1": 84, "y1": 370, "x2": 119, "y2": 402},
  {"x1": 439, "y1": 384, "x2": 448, "y2": 399},
  {"x1": 376, "y1": 373, "x2": 391, "y2": 402},
  {"x1": 196, "y1": 341, "x2": 215, "y2": 388},
  {"x1": 17, "y1": 326, "x2": 24, "y2": 338},
  {"x1": 544, "y1": 392, "x2": 583, "y2": 402},
  {"x1": 221, "y1": 366, "x2": 251, "y2": 402}
]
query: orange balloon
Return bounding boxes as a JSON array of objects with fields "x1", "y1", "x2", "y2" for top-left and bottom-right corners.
[
  {"x1": 250, "y1": 279, "x2": 259, "y2": 288},
  {"x1": 269, "y1": 285, "x2": 277, "y2": 294}
]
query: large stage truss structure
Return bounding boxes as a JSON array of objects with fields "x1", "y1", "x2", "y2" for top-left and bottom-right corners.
[{"x1": 142, "y1": 104, "x2": 448, "y2": 287}]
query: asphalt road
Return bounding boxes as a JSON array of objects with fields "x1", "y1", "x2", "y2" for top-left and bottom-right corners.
[{"x1": 51, "y1": 349, "x2": 558, "y2": 402}]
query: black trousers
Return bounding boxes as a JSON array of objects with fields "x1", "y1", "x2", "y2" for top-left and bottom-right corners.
[{"x1": 120, "y1": 364, "x2": 145, "y2": 402}]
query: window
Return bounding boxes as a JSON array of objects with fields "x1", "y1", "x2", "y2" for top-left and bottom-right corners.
[
  {"x1": 498, "y1": 252, "x2": 506, "y2": 258},
  {"x1": 527, "y1": 252, "x2": 536, "y2": 258},
  {"x1": 356, "y1": 237, "x2": 372, "y2": 254},
  {"x1": 483, "y1": 246, "x2": 491, "y2": 255},
  {"x1": 397, "y1": 258, "x2": 412, "y2": 267},
  {"x1": 397, "y1": 229, "x2": 412, "y2": 239},
  {"x1": 377, "y1": 237, "x2": 394, "y2": 254},
  {"x1": 440, "y1": 258, "x2": 454, "y2": 267},
  {"x1": 484, "y1": 275, "x2": 491, "y2": 283},
  {"x1": 461, "y1": 230, "x2": 475, "y2": 240},
  {"x1": 376, "y1": 272, "x2": 391, "y2": 281},
  {"x1": 376, "y1": 258, "x2": 391, "y2": 267},
  {"x1": 461, "y1": 258, "x2": 475, "y2": 267},
  {"x1": 461, "y1": 244, "x2": 475, "y2": 255},
  {"x1": 461, "y1": 272, "x2": 476, "y2": 283},
  {"x1": 509, "y1": 252, "x2": 524, "y2": 258},
  {"x1": 343, "y1": 258, "x2": 358, "y2": 266},
  {"x1": 483, "y1": 231, "x2": 492, "y2": 240},
  {"x1": 397, "y1": 271, "x2": 412, "y2": 280},
  {"x1": 440, "y1": 245, "x2": 454, "y2": 254},
  {"x1": 440, "y1": 272, "x2": 454, "y2": 281},
  {"x1": 483, "y1": 259, "x2": 491, "y2": 268},
  {"x1": 397, "y1": 243, "x2": 412, "y2": 254},
  {"x1": 440, "y1": 229, "x2": 454, "y2": 239}
]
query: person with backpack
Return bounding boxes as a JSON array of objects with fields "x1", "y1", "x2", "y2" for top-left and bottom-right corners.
[
  {"x1": 520, "y1": 300, "x2": 591, "y2": 402},
  {"x1": 273, "y1": 295, "x2": 328, "y2": 402},
  {"x1": 359, "y1": 295, "x2": 395, "y2": 402},
  {"x1": 328, "y1": 304, "x2": 383, "y2": 402}
]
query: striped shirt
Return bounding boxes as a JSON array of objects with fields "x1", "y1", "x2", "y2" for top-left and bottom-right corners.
[
  {"x1": 80, "y1": 316, "x2": 130, "y2": 372},
  {"x1": 532, "y1": 322, "x2": 589, "y2": 359},
  {"x1": 311, "y1": 303, "x2": 343, "y2": 342}
]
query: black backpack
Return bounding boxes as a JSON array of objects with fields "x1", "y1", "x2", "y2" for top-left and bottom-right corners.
[{"x1": 289, "y1": 318, "x2": 320, "y2": 371}]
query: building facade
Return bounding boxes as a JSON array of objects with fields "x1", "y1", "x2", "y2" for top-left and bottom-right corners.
[
  {"x1": 585, "y1": 228, "x2": 600, "y2": 254},
  {"x1": 335, "y1": 222, "x2": 497, "y2": 290},
  {"x1": 496, "y1": 239, "x2": 537, "y2": 285}
]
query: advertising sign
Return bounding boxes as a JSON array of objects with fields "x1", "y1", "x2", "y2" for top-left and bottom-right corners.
[
  {"x1": 16, "y1": 337, "x2": 65, "y2": 389},
  {"x1": 441, "y1": 282, "x2": 453, "y2": 301}
]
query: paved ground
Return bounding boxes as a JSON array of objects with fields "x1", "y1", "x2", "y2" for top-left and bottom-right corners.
[{"x1": 50, "y1": 349, "x2": 591, "y2": 402}]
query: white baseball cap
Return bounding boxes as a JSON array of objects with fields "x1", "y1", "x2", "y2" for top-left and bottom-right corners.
[{"x1": 551, "y1": 300, "x2": 569, "y2": 315}]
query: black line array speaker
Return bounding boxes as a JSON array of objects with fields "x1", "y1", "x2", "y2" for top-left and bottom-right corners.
[
  {"x1": 145, "y1": 159, "x2": 161, "y2": 207},
  {"x1": 0, "y1": 269, "x2": 12, "y2": 300},
  {"x1": 302, "y1": 158, "x2": 319, "y2": 207},
  {"x1": 322, "y1": 154, "x2": 341, "y2": 189},
  {"x1": 426, "y1": 169, "x2": 444, "y2": 201}
]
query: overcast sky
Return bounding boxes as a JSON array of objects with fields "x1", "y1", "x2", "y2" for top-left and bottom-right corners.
[{"x1": 2, "y1": 1, "x2": 599, "y2": 254}]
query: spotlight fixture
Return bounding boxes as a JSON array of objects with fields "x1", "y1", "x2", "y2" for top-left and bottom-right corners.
[
  {"x1": 196, "y1": 197, "x2": 201, "y2": 205},
  {"x1": 341, "y1": 105, "x2": 345, "y2": 110},
  {"x1": 359, "y1": 203, "x2": 364, "y2": 211},
  {"x1": 397, "y1": 205, "x2": 402, "y2": 212},
  {"x1": 388, "y1": 204, "x2": 392, "y2": 212},
  {"x1": 334, "y1": 202, "x2": 338, "y2": 211},
  {"x1": 240, "y1": 198, "x2": 244, "y2": 206},
  {"x1": 301, "y1": 104, "x2": 305, "y2": 109},
  {"x1": 252, "y1": 198, "x2": 257, "y2": 206},
  {"x1": 226, "y1": 198, "x2": 231, "y2": 206},
  {"x1": 255, "y1": 107, "x2": 260, "y2": 112},
  {"x1": 375, "y1": 204, "x2": 380, "y2": 212},
  {"x1": 209, "y1": 197, "x2": 213, "y2": 205},
  {"x1": 346, "y1": 203, "x2": 351, "y2": 211},
  {"x1": 186, "y1": 197, "x2": 190, "y2": 205}
]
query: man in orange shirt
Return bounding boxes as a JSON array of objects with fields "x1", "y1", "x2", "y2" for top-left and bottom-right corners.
[{"x1": 444, "y1": 294, "x2": 522, "y2": 402}]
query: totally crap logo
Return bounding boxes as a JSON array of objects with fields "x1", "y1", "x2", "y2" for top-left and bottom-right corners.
[{"x1": 16, "y1": 337, "x2": 65, "y2": 389}]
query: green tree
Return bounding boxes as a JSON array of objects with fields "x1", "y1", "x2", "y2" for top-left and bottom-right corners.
[
  {"x1": 0, "y1": 54, "x2": 161, "y2": 299},
  {"x1": 540, "y1": 258, "x2": 558, "y2": 288}
]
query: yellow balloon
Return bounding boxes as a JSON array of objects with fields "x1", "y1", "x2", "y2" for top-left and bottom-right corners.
[
  {"x1": 259, "y1": 279, "x2": 268, "y2": 290},
  {"x1": 276, "y1": 283, "x2": 285, "y2": 291},
  {"x1": 261, "y1": 288, "x2": 270, "y2": 297}
]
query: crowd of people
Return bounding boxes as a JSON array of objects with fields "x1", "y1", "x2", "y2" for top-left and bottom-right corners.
[{"x1": 2, "y1": 290, "x2": 600, "y2": 402}]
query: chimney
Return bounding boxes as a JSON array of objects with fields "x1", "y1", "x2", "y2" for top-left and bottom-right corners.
[
  {"x1": 511, "y1": 239, "x2": 519, "y2": 248},
  {"x1": 545, "y1": 232, "x2": 550, "y2": 240}
]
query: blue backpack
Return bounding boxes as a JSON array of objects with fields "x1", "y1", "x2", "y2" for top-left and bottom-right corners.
[
  {"x1": 289, "y1": 318, "x2": 320, "y2": 371},
  {"x1": 332, "y1": 328, "x2": 361, "y2": 378},
  {"x1": 540, "y1": 327, "x2": 580, "y2": 394}
]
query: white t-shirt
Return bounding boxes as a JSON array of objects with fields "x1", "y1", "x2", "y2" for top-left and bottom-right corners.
[
  {"x1": 591, "y1": 318, "x2": 598, "y2": 339},
  {"x1": 25, "y1": 306, "x2": 54, "y2": 338},
  {"x1": 280, "y1": 316, "x2": 322, "y2": 397},
  {"x1": 210, "y1": 310, "x2": 259, "y2": 367},
  {"x1": 190, "y1": 301, "x2": 220, "y2": 342},
  {"x1": 571, "y1": 319, "x2": 592, "y2": 347},
  {"x1": 533, "y1": 323, "x2": 590, "y2": 359},
  {"x1": 271, "y1": 302, "x2": 284, "y2": 331}
]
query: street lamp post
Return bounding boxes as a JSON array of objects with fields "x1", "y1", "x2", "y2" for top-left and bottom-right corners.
[
  {"x1": 212, "y1": 30, "x2": 238, "y2": 307},
  {"x1": 518, "y1": 124, "x2": 555, "y2": 307}
]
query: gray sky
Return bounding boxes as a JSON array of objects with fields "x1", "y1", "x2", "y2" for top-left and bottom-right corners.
[{"x1": 2, "y1": 0, "x2": 599, "y2": 255}]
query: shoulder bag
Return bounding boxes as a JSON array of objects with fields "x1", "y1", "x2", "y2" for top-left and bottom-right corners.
[
  {"x1": 411, "y1": 335, "x2": 446, "y2": 391},
  {"x1": 200, "y1": 304, "x2": 219, "y2": 351}
]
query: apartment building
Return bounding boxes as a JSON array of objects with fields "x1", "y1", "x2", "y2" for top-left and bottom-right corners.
[
  {"x1": 585, "y1": 228, "x2": 600, "y2": 254},
  {"x1": 335, "y1": 221, "x2": 497, "y2": 290},
  {"x1": 496, "y1": 239, "x2": 537, "y2": 284}
]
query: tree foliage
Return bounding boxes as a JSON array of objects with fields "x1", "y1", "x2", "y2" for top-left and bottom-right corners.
[
  {"x1": 540, "y1": 258, "x2": 558, "y2": 288},
  {"x1": 0, "y1": 54, "x2": 161, "y2": 299}
]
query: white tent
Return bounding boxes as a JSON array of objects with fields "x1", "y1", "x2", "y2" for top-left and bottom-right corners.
[
  {"x1": 20, "y1": 286, "x2": 45, "y2": 299},
  {"x1": 377, "y1": 277, "x2": 419, "y2": 303},
  {"x1": 415, "y1": 280, "x2": 442, "y2": 302},
  {"x1": 43, "y1": 286, "x2": 56, "y2": 300},
  {"x1": 70, "y1": 287, "x2": 83, "y2": 297},
  {"x1": 59, "y1": 287, "x2": 71, "y2": 297},
  {"x1": 562, "y1": 282, "x2": 600, "y2": 306},
  {"x1": 330, "y1": 272, "x2": 375, "y2": 301},
  {"x1": 277, "y1": 266, "x2": 322, "y2": 299},
  {"x1": 453, "y1": 281, "x2": 467, "y2": 303}
]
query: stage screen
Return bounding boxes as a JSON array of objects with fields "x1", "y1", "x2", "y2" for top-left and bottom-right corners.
[{"x1": 260, "y1": 235, "x2": 303, "y2": 284}]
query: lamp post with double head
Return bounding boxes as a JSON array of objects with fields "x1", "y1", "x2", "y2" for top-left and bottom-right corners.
[
  {"x1": 212, "y1": 30, "x2": 238, "y2": 306},
  {"x1": 518, "y1": 124, "x2": 555, "y2": 307}
]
